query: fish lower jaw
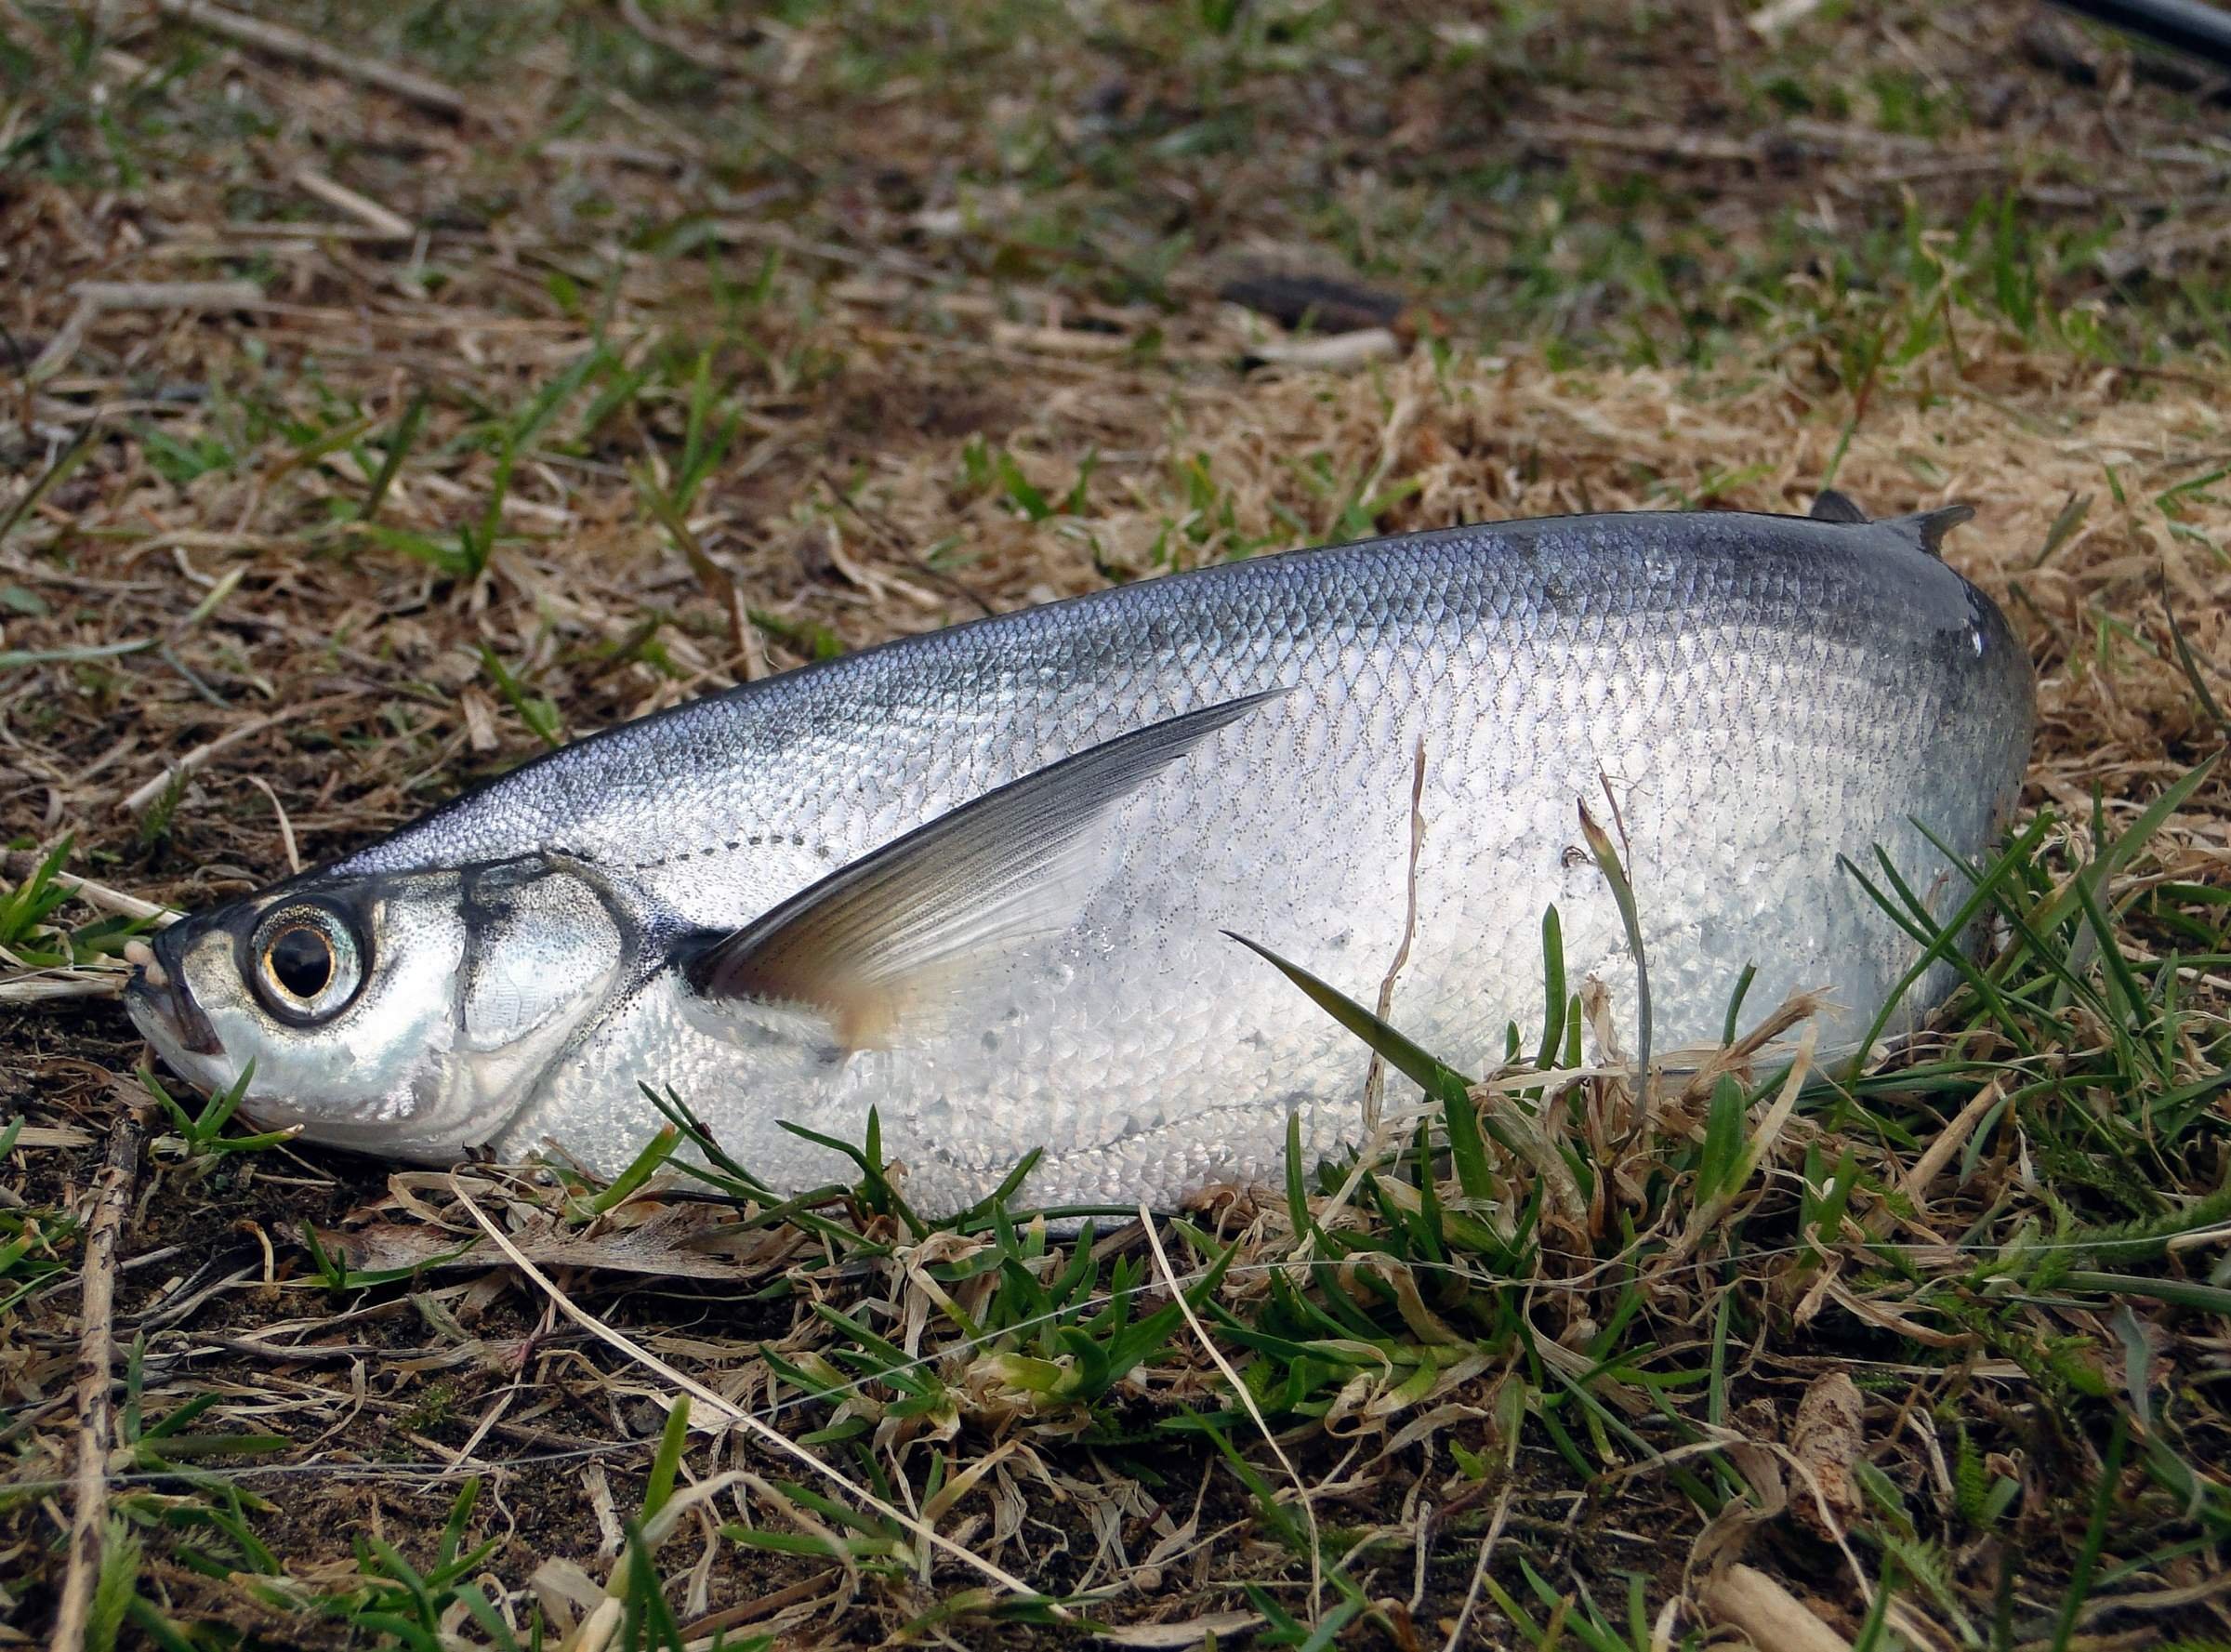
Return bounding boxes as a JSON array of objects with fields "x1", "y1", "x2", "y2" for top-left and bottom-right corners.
[
  {"x1": 226, "y1": 1102, "x2": 494, "y2": 1164},
  {"x1": 127, "y1": 1003, "x2": 231, "y2": 1097}
]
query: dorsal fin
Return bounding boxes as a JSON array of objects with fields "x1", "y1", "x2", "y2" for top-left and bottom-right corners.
[
  {"x1": 678, "y1": 692, "x2": 1285, "y2": 1048},
  {"x1": 1809, "y1": 488, "x2": 1870, "y2": 524},
  {"x1": 1886, "y1": 503, "x2": 1975, "y2": 559}
]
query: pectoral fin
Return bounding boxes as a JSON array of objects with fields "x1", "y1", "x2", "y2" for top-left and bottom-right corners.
[{"x1": 677, "y1": 691, "x2": 1283, "y2": 1048}]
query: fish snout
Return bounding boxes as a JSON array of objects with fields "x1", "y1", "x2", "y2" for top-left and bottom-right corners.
[{"x1": 124, "y1": 924, "x2": 223, "y2": 1057}]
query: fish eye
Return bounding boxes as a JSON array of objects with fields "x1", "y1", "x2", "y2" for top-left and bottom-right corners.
[
  {"x1": 250, "y1": 903, "x2": 364, "y2": 1023},
  {"x1": 271, "y1": 926, "x2": 331, "y2": 997}
]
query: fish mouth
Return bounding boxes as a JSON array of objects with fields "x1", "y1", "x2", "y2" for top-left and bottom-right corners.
[{"x1": 123, "y1": 927, "x2": 223, "y2": 1058}]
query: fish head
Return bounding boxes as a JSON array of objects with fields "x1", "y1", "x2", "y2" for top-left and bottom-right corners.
[{"x1": 125, "y1": 856, "x2": 630, "y2": 1159}]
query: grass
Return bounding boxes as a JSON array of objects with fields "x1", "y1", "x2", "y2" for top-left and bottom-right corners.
[
  {"x1": 2, "y1": 0, "x2": 2228, "y2": 1645},
  {"x1": 9, "y1": 792, "x2": 2225, "y2": 1645}
]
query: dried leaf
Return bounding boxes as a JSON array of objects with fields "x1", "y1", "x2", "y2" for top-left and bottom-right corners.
[
  {"x1": 1097, "y1": 1611, "x2": 1265, "y2": 1647},
  {"x1": 1789, "y1": 1371, "x2": 1865, "y2": 1540},
  {"x1": 320, "y1": 1206, "x2": 756, "y2": 1280}
]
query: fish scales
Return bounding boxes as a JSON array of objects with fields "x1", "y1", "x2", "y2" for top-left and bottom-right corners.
[{"x1": 127, "y1": 508, "x2": 2035, "y2": 1215}]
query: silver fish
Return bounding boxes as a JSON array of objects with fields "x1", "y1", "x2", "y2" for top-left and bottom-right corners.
[{"x1": 126, "y1": 495, "x2": 2035, "y2": 1214}]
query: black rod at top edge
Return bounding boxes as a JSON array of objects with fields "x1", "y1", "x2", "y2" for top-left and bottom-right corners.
[{"x1": 2051, "y1": 0, "x2": 2231, "y2": 70}]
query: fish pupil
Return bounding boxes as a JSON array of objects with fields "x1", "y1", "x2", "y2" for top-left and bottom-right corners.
[{"x1": 271, "y1": 927, "x2": 332, "y2": 998}]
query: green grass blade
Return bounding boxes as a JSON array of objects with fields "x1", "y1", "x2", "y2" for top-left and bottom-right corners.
[
  {"x1": 2050, "y1": 1417, "x2": 2128, "y2": 1652},
  {"x1": 1226, "y1": 930, "x2": 1498, "y2": 1196}
]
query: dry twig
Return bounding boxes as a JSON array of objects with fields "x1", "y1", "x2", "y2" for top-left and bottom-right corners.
[
  {"x1": 290, "y1": 165, "x2": 415, "y2": 240},
  {"x1": 1702, "y1": 1563, "x2": 1854, "y2": 1652},
  {"x1": 119, "y1": 696, "x2": 357, "y2": 814},
  {"x1": 1141, "y1": 1204, "x2": 1324, "y2": 1619},
  {"x1": 47, "y1": 1109, "x2": 144, "y2": 1652},
  {"x1": 446, "y1": 1176, "x2": 1061, "y2": 1616},
  {"x1": 153, "y1": 0, "x2": 469, "y2": 118},
  {"x1": 1362, "y1": 739, "x2": 1428, "y2": 1135},
  {"x1": 28, "y1": 280, "x2": 264, "y2": 382}
]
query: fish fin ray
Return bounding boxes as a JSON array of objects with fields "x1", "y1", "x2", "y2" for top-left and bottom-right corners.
[
  {"x1": 678, "y1": 691, "x2": 1285, "y2": 1047},
  {"x1": 1885, "y1": 502, "x2": 1975, "y2": 558},
  {"x1": 1809, "y1": 488, "x2": 1870, "y2": 523}
]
